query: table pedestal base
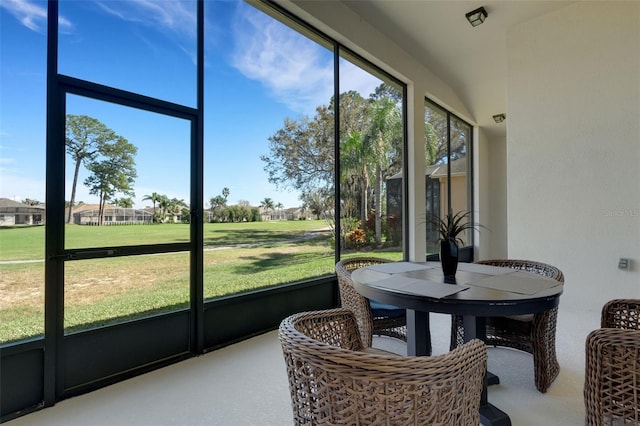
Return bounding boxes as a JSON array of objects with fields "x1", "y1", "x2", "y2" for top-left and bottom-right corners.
[
  {"x1": 480, "y1": 403, "x2": 512, "y2": 426},
  {"x1": 487, "y1": 371, "x2": 500, "y2": 386}
]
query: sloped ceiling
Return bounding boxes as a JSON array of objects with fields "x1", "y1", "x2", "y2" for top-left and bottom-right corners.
[{"x1": 342, "y1": 1, "x2": 574, "y2": 139}]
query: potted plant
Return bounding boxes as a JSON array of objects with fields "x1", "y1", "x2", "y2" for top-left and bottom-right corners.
[{"x1": 430, "y1": 210, "x2": 481, "y2": 279}]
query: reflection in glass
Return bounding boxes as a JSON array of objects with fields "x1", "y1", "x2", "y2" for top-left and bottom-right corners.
[
  {"x1": 65, "y1": 95, "x2": 190, "y2": 249},
  {"x1": 424, "y1": 100, "x2": 473, "y2": 254},
  {"x1": 64, "y1": 254, "x2": 189, "y2": 333},
  {"x1": 339, "y1": 51, "x2": 405, "y2": 258},
  {"x1": 449, "y1": 116, "x2": 471, "y2": 245}
]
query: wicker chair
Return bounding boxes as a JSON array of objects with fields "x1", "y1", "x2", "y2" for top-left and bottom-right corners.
[
  {"x1": 279, "y1": 308, "x2": 487, "y2": 426},
  {"x1": 335, "y1": 257, "x2": 407, "y2": 347},
  {"x1": 450, "y1": 259, "x2": 564, "y2": 393},
  {"x1": 584, "y1": 299, "x2": 640, "y2": 426}
]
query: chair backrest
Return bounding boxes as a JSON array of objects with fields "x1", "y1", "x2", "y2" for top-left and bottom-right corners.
[
  {"x1": 600, "y1": 299, "x2": 640, "y2": 329},
  {"x1": 475, "y1": 258, "x2": 564, "y2": 283},
  {"x1": 335, "y1": 257, "x2": 391, "y2": 347},
  {"x1": 584, "y1": 327, "x2": 640, "y2": 425},
  {"x1": 279, "y1": 309, "x2": 487, "y2": 426}
]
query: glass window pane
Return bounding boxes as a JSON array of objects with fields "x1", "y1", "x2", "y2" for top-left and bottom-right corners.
[
  {"x1": 58, "y1": 0, "x2": 196, "y2": 107},
  {"x1": 64, "y1": 254, "x2": 189, "y2": 333},
  {"x1": 65, "y1": 95, "x2": 190, "y2": 248},
  {"x1": 202, "y1": 2, "x2": 335, "y2": 300},
  {"x1": 450, "y1": 116, "x2": 472, "y2": 245},
  {"x1": 0, "y1": 0, "x2": 47, "y2": 343},
  {"x1": 425, "y1": 100, "x2": 449, "y2": 254},
  {"x1": 424, "y1": 99, "x2": 474, "y2": 256},
  {"x1": 339, "y1": 50, "x2": 405, "y2": 259}
]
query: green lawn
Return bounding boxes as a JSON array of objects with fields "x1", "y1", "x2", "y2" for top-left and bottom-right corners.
[
  {"x1": 0, "y1": 221, "x2": 402, "y2": 343},
  {"x1": 0, "y1": 220, "x2": 331, "y2": 261}
]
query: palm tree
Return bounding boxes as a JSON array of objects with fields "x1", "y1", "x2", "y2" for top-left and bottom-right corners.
[
  {"x1": 167, "y1": 198, "x2": 187, "y2": 223},
  {"x1": 142, "y1": 192, "x2": 161, "y2": 222},
  {"x1": 157, "y1": 195, "x2": 170, "y2": 223},
  {"x1": 363, "y1": 97, "x2": 401, "y2": 244},
  {"x1": 260, "y1": 198, "x2": 275, "y2": 220},
  {"x1": 275, "y1": 202, "x2": 284, "y2": 220}
]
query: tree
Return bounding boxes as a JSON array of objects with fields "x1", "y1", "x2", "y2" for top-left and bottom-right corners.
[
  {"x1": 261, "y1": 85, "x2": 402, "y2": 247},
  {"x1": 113, "y1": 197, "x2": 133, "y2": 208},
  {"x1": 275, "y1": 202, "x2": 284, "y2": 220},
  {"x1": 300, "y1": 188, "x2": 333, "y2": 220},
  {"x1": 156, "y1": 194, "x2": 170, "y2": 223},
  {"x1": 65, "y1": 114, "x2": 118, "y2": 223},
  {"x1": 341, "y1": 129, "x2": 370, "y2": 224},
  {"x1": 166, "y1": 198, "x2": 187, "y2": 223},
  {"x1": 84, "y1": 136, "x2": 137, "y2": 225},
  {"x1": 209, "y1": 187, "x2": 230, "y2": 222},
  {"x1": 261, "y1": 90, "x2": 369, "y2": 214},
  {"x1": 142, "y1": 192, "x2": 162, "y2": 222},
  {"x1": 22, "y1": 198, "x2": 41, "y2": 206},
  {"x1": 260, "y1": 197, "x2": 275, "y2": 219},
  {"x1": 363, "y1": 96, "x2": 402, "y2": 244}
]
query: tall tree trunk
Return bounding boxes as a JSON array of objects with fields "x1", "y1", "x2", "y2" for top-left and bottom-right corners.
[
  {"x1": 98, "y1": 194, "x2": 105, "y2": 226},
  {"x1": 67, "y1": 159, "x2": 82, "y2": 223},
  {"x1": 375, "y1": 165, "x2": 382, "y2": 245},
  {"x1": 361, "y1": 165, "x2": 369, "y2": 225}
]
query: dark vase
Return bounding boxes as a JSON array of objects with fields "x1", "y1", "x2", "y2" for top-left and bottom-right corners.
[{"x1": 440, "y1": 238, "x2": 459, "y2": 279}]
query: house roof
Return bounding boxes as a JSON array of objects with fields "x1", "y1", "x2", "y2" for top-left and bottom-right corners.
[
  {"x1": 429, "y1": 157, "x2": 468, "y2": 178},
  {"x1": 387, "y1": 156, "x2": 468, "y2": 181},
  {"x1": 0, "y1": 198, "x2": 45, "y2": 213}
]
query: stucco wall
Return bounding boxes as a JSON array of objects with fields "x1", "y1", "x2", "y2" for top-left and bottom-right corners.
[{"x1": 506, "y1": 2, "x2": 640, "y2": 311}]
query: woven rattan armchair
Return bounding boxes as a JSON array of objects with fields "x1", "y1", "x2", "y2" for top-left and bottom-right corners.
[
  {"x1": 279, "y1": 308, "x2": 487, "y2": 426},
  {"x1": 584, "y1": 299, "x2": 640, "y2": 425},
  {"x1": 450, "y1": 259, "x2": 564, "y2": 393},
  {"x1": 335, "y1": 257, "x2": 407, "y2": 347}
]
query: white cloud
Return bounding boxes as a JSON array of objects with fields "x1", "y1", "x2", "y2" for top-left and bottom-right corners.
[
  {"x1": 0, "y1": 0, "x2": 71, "y2": 32},
  {"x1": 339, "y1": 59, "x2": 384, "y2": 100},
  {"x1": 95, "y1": 0, "x2": 196, "y2": 39},
  {"x1": 94, "y1": 0, "x2": 197, "y2": 64},
  {"x1": 230, "y1": 6, "x2": 384, "y2": 115},
  {"x1": 230, "y1": 7, "x2": 334, "y2": 115}
]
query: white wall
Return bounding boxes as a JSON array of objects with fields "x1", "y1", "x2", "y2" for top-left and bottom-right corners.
[
  {"x1": 506, "y1": 2, "x2": 640, "y2": 311},
  {"x1": 486, "y1": 135, "x2": 508, "y2": 258}
]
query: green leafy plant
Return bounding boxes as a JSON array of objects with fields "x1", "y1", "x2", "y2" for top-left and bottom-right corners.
[{"x1": 431, "y1": 211, "x2": 482, "y2": 245}]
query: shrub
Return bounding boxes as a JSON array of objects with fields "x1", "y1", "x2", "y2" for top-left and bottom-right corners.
[{"x1": 346, "y1": 228, "x2": 367, "y2": 249}]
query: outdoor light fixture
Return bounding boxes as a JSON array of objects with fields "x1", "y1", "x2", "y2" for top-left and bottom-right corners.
[
  {"x1": 465, "y1": 6, "x2": 487, "y2": 27},
  {"x1": 493, "y1": 113, "x2": 506, "y2": 123}
]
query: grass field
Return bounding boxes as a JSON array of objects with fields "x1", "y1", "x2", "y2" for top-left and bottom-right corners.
[{"x1": 0, "y1": 221, "x2": 402, "y2": 343}]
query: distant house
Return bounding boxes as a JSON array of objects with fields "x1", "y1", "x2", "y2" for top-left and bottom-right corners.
[
  {"x1": 68, "y1": 204, "x2": 152, "y2": 225},
  {"x1": 0, "y1": 198, "x2": 45, "y2": 226},
  {"x1": 258, "y1": 206, "x2": 310, "y2": 221},
  {"x1": 284, "y1": 207, "x2": 311, "y2": 221}
]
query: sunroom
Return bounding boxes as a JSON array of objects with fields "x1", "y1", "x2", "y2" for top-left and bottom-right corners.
[{"x1": 1, "y1": 0, "x2": 638, "y2": 424}]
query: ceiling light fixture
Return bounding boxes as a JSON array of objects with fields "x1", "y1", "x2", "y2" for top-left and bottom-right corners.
[
  {"x1": 465, "y1": 6, "x2": 488, "y2": 27},
  {"x1": 493, "y1": 113, "x2": 506, "y2": 123}
]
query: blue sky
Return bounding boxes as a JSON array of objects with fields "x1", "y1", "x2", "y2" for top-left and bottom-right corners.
[{"x1": 0, "y1": 0, "x2": 381, "y2": 209}]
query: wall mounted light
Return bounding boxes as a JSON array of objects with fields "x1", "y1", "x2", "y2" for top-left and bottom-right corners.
[
  {"x1": 465, "y1": 7, "x2": 488, "y2": 27},
  {"x1": 493, "y1": 113, "x2": 506, "y2": 123}
]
